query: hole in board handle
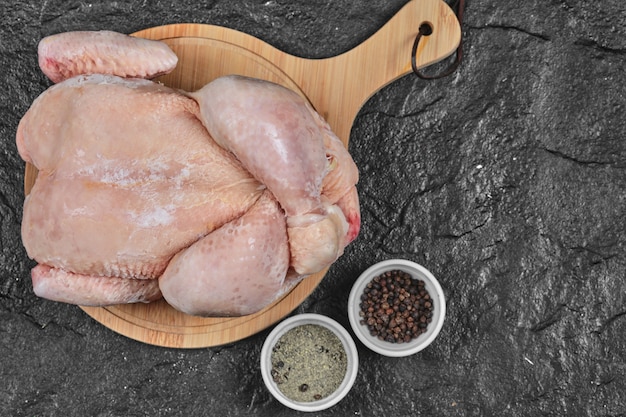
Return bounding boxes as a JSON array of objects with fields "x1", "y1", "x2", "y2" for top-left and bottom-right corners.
[{"x1": 419, "y1": 22, "x2": 433, "y2": 36}]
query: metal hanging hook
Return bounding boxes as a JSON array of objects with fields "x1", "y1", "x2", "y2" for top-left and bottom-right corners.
[{"x1": 412, "y1": 0, "x2": 465, "y2": 79}]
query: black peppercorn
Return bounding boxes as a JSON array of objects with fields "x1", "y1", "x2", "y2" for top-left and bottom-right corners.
[{"x1": 358, "y1": 269, "x2": 434, "y2": 344}]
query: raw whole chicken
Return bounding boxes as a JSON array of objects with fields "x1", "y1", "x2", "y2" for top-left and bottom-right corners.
[{"x1": 17, "y1": 31, "x2": 360, "y2": 317}]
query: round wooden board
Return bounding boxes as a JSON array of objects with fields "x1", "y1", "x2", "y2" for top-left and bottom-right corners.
[{"x1": 23, "y1": 0, "x2": 461, "y2": 348}]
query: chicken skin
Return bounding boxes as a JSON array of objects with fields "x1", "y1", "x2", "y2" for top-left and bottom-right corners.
[{"x1": 17, "y1": 31, "x2": 360, "y2": 316}]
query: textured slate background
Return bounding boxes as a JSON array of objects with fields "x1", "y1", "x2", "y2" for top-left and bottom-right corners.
[{"x1": 2, "y1": 1, "x2": 626, "y2": 416}]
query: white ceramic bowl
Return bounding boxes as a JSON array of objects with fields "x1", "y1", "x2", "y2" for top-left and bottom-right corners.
[
  {"x1": 260, "y1": 313, "x2": 359, "y2": 412},
  {"x1": 348, "y1": 259, "x2": 446, "y2": 357}
]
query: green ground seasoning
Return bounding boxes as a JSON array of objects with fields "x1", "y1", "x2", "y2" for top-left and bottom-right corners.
[{"x1": 270, "y1": 324, "x2": 348, "y2": 402}]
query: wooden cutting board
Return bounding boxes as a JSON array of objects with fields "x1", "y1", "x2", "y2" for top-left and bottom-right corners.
[{"x1": 23, "y1": 0, "x2": 460, "y2": 348}]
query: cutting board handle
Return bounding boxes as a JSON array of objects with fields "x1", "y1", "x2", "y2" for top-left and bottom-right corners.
[{"x1": 296, "y1": 0, "x2": 462, "y2": 144}]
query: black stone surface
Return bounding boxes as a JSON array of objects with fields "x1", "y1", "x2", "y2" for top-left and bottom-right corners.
[{"x1": 2, "y1": 1, "x2": 626, "y2": 416}]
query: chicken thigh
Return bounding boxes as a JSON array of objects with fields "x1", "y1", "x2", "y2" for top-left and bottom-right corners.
[{"x1": 17, "y1": 31, "x2": 360, "y2": 316}]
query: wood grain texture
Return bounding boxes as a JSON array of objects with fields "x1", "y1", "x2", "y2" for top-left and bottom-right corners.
[{"x1": 23, "y1": 0, "x2": 460, "y2": 348}]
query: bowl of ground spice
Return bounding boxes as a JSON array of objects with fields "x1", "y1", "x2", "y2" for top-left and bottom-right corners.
[
  {"x1": 260, "y1": 313, "x2": 359, "y2": 412},
  {"x1": 348, "y1": 259, "x2": 446, "y2": 357}
]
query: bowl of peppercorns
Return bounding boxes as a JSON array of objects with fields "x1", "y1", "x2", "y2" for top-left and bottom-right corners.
[{"x1": 348, "y1": 259, "x2": 446, "y2": 357}]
